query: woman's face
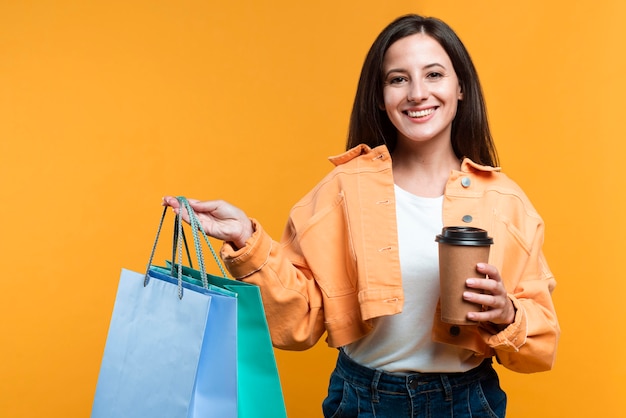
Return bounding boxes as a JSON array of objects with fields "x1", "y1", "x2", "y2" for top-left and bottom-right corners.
[{"x1": 382, "y1": 33, "x2": 462, "y2": 149}]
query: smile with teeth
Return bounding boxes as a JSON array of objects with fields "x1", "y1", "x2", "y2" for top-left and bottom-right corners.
[{"x1": 406, "y1": 108, "x2": 435, "y2": 118}]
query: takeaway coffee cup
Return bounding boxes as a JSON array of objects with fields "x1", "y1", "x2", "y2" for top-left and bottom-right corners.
[{"x1": 435, "y1": 226, "x2": 493, "y2": 325}]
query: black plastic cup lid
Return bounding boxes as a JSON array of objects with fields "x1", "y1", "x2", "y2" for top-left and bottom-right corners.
[{"x1": 435, "y1": 226, "x2": 493, "y2": 246}]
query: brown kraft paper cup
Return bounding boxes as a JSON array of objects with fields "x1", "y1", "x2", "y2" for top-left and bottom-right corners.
[{"x1": 435, "y1": 227, "x2": 493, "y2": 325}]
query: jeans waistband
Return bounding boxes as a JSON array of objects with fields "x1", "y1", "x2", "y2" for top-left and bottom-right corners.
[{"x1": 336, "y1": 349, "x2": 495, "y2": 393}]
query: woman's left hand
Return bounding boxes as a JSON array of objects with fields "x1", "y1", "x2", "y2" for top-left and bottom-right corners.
[{"x1": 464, "y1": 263, "x2": 515, "y2": 328}]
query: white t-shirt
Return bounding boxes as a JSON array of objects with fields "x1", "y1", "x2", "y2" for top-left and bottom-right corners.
[{"x1": 343, "y1": 185, "x2": 482, "y2": 373}]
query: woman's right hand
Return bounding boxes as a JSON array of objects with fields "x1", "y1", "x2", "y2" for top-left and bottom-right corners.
[{"x1": 162, "y1": 196, "x2": 254, "y2": 249}]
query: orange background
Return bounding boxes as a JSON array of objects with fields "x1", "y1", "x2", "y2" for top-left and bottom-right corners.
[{"x1": 1, "y1": 1, "x2": 625, "y2": 417}]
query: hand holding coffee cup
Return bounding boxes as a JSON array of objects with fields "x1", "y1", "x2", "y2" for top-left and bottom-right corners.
[
  {"x1": 463, "y1": 262, "x2": 516, "y2": 328},
  {"x1": 435, "y1": 227, "x2": 493, "y2": 325}
]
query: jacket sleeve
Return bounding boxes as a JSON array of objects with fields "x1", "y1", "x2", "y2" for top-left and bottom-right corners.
[
  {"x1": 220, "y1": 218, "x2": 327, "y2": 351},
  {"x1": 480, "y1": 216, "x2": 560, "y2": 373}
]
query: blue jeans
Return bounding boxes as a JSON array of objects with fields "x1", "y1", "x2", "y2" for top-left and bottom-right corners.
[{"x1": 322, "y1": 350, "x2": 507, "y2": 418}]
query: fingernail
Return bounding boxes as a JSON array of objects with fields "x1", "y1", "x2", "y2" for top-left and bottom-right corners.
[{"x1": 466, "y1": 279, "x2": 475, "y2": 286}]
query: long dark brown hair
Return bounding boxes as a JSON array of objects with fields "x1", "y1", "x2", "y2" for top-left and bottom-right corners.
[{"x1": 346, "y1": 14, "x2": 499, "y2": 167}]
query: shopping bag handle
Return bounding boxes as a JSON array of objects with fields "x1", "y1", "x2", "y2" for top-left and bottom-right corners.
[
  {"x1": 176, "y1": 196, "x2": 229, "y2": 277},
  {"x1": 144, "y1": 196, "x2": 228, "y2": 299},
  {"x1": 172, "y1": 215, "x2": 194, "y2": 270},
  {"x1": 174, "y1": 197, "x2": 228, "y2": 278}
]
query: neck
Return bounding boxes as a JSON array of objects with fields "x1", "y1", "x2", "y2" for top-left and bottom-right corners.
[{"x1": 391, "y1": 143, "x2": 460, "y2": 197}]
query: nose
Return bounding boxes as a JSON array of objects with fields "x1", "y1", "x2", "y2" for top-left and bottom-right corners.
[{"x1": 407, "y1": 79, "x2": 427, "y2": 102}]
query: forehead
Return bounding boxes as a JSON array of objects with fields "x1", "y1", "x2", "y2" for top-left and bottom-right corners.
[{"x1": 383, "y1": 33, "x2": 452, "y2": 69}]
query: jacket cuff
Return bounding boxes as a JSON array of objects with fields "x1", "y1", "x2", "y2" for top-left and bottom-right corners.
[
  {"x1": 481, "y1": 295, "x2": 527, "y2": 352},
  {"x1": 220, "y1": 218, "x2": 272, "y2": 279}
]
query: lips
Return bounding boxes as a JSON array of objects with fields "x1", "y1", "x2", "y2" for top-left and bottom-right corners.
[{"x1": 406, "y1": 108, "x2": 435, "y2": 118}]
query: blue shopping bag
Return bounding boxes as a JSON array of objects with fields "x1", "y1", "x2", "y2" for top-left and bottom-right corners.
[{"x1": 92, "y1": 198, "x2": 238, "y2": 418}]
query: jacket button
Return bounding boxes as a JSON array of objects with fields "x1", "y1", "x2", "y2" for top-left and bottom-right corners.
[
  {"x1": 462, "y1": 215, "x2": 473, "y2": 223},
  {"x1": 449, "y1": 326, "x2": 461, "y2": 336},
  {"x1": 461, "y1": 177, "x2": 471, "y2": 188}
]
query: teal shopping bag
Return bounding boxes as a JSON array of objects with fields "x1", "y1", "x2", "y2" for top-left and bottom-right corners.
[
  {"x1": 155, "y1": 197, "x2": 287, "y2": 418},
  {"x1": 92, "y1": 197, "x2": 238, "y2": 418}
]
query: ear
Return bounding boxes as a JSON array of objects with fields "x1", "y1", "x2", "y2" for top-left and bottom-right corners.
[{"x1": 458, "y1": 85, "x2": 463, "y2": 100}]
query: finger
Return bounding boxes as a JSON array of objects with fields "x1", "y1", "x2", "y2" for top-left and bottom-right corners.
[
  {"x1": 465, "y1": 277, "x2": 499, "y2": 294},
  {"x1": 467, "y1": 301, "x2": 513, "y2": 325},
  {"x1": 186, "y1": 198, "x2": 202, "y2": 209},
  {"x1": 467, "y1": 309, "x2": 501, "y2": 323},
  {"x1": 476, "y1": 263, "x2": 502, "y2": 282},
  {"x1": 188, "y1": 199, "x2": 223, "y2": 214},
  {"x1": 162, "y1": 196, "x2": 181, "y2": 209},
  {"x1": 463, "y1": 291, "x2": 499, "y2": 308}
]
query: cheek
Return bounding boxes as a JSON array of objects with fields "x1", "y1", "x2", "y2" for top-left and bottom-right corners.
[{"x1": 381, "y1": 88, "x2": 399, "y2": 112}]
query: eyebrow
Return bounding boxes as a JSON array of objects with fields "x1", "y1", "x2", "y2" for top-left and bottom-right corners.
[{"x1": 384, "y1": 63, "x2": 447, "y2": 77}]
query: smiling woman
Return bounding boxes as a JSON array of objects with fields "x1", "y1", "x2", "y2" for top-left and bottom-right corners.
[
  {"x1": 347, "y1": 17, "x2": 497, "y2": 172},
  {"x1": 381, "y1": 34, "x2": 463, "y2": 151},
  {"x1": 381, "y1": 33, "x2": 464, "y2": 197},
  {"x1": 10, "y1": 0, "x2": 619, "y2": 416},
  {"x1": 163, "y1": 14, "x2": 559, "y2": 418}
]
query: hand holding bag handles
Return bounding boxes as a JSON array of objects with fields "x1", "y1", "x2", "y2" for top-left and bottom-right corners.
[
  {"x1": 145, "y1": 196, "x2": 228, "y2": 296},
  {"x1": 92, "y1": 197, "x2": 238, "y2": 418}
]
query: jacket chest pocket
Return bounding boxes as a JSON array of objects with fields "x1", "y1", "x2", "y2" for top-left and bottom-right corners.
[{"x1": 296, "y1": 193, "x2": 357, "y2": 298}]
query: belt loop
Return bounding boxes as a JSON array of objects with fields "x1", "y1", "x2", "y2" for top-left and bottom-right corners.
[
  {"x1": 440, "y1": 375, "x2": 452, "y2": 402},
  {"x1": 371, "y1": 370, "x2": 383, "y2": 403}
]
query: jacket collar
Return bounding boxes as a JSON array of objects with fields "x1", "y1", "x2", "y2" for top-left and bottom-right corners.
[
  {"x1": 328, "y1": 144, "x2": 384, "y2": 166},
  {"x1": 329, "y1": 144, "x2": 500, "y2": 173},
  {"x1": 460, "y1": 157, "x2": 500, "y2": 173}
]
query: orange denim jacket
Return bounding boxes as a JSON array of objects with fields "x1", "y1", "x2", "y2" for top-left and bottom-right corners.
[{"x1": 221, "y1": 144, "x2": 560, "y2": 373}]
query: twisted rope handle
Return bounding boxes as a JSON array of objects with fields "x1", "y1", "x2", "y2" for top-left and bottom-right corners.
[
  {"x1": 144, "y1": 199, "x2": 188, "y2": 298},
  {"x1": 144, "y1": 205, "x2": 168, "y2": 287},
  {"x1": 143, "y1": 197, "x2": 229, "y2": 299},
  {"x1": 178, "y1": 197, "x2": 208, "y2": 290},
  {"x1": 177, "y1": 196, "x2": 228, "y2": 279}
]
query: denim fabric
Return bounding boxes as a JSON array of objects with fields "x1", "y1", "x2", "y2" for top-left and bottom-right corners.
[
  {"x1": 224, "y1": 146, "x2": 559, "y2": 375},
  {"x1": 322, "y1": 350, "x2": 506, "y2": 418}
]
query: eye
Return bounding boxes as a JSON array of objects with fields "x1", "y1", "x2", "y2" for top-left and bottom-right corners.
[
  {"x1": 426, "y1": 71, "x2": 444, "y2": 79},
  {"x1": 386, "y1": 75, "x2": 408, "y2": 85}
]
